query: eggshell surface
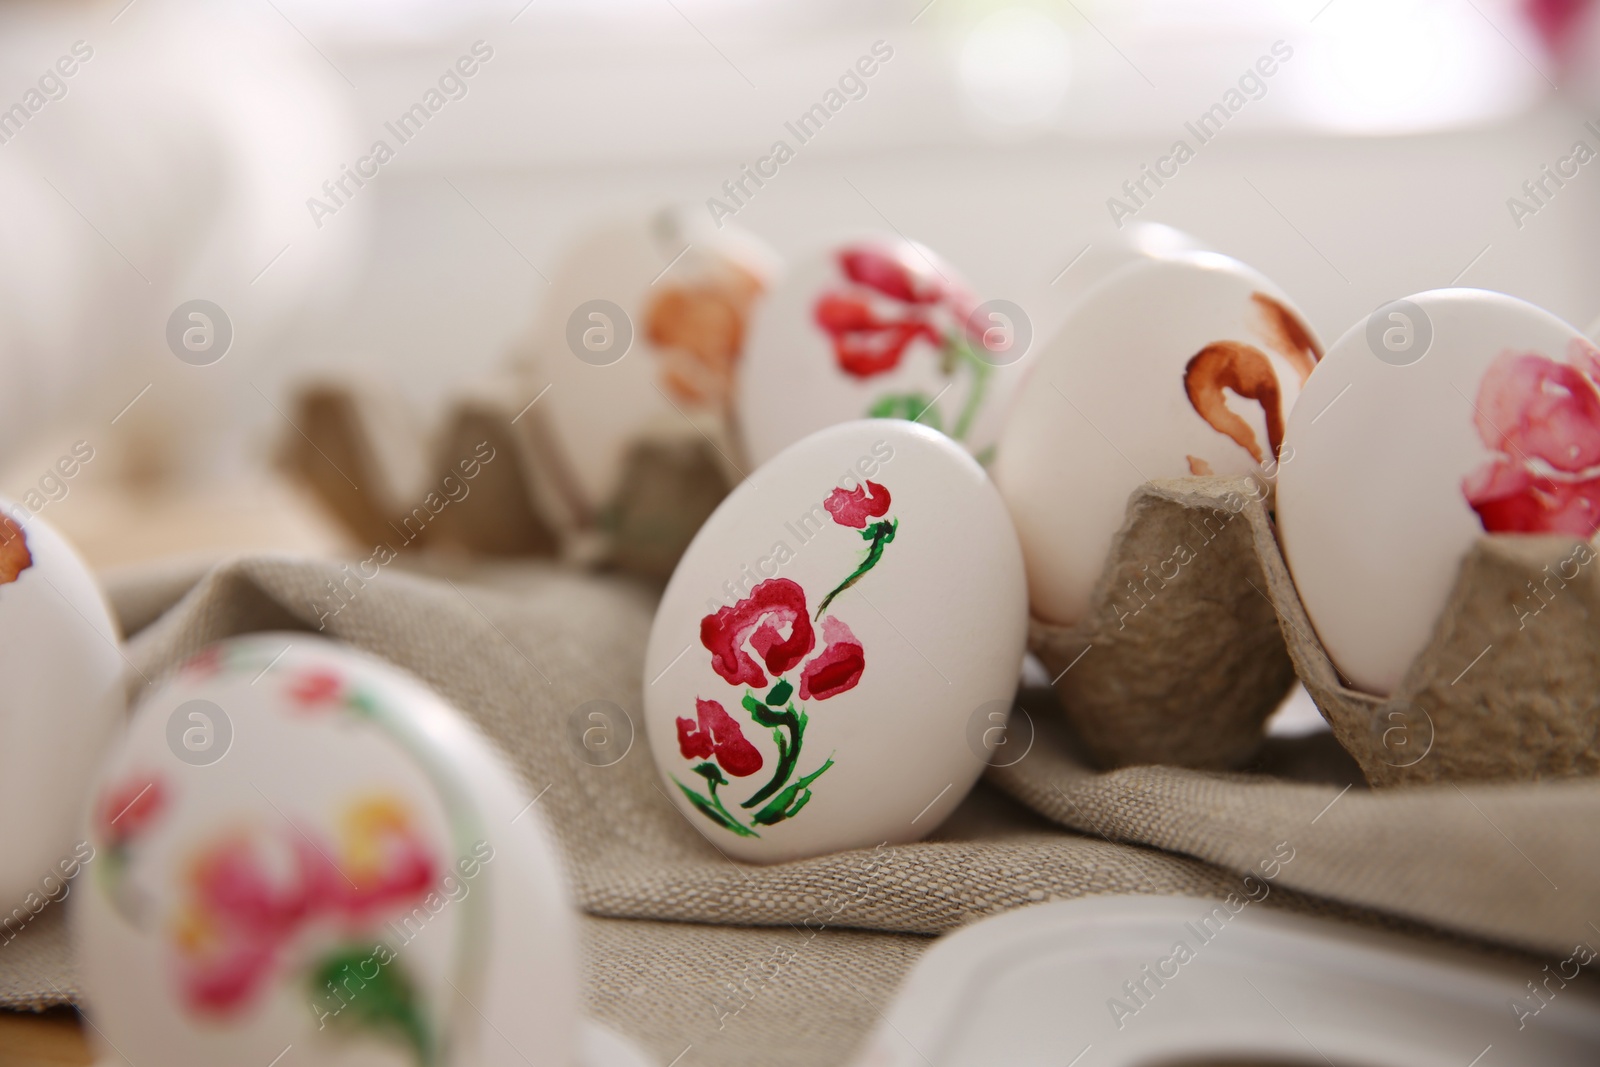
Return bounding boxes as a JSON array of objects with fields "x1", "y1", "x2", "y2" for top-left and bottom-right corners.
[
  {"x1": 644, "y1": 420, "x2": 1028, "y2": 864},
  {"x1": 519, "y1": 208, "x2": 777, "y2": 513},
  {"x1": 1278, "y1": 289, "x2": 1598, "y2": 695},
  {"x1": 995, "y1": 252, "x2": 1321, "y2": 625},
  {"x1": 73, "y1": 633, "x2": 578, "y2": 1067},
  {"x1": 737, "y1": 236, "x2": 1022, "y2": 468},
  {"x1": 0, "y1": 500, "x2": 123, "y2": 914}
]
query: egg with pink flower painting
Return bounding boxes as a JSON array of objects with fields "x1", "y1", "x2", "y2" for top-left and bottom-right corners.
[
  {"x1": 70, "y1": 633, "x2": 616, "y2": 1067},
  {"x1": 1279, "y1": 289, "x2": 1600, "y2": 695},
  {"x1": 643, "y1": 419, "x2": 1028, "y2": 863},
  {"x1": 736, "y1": 236, "x2": 1025, "y2": 469}
]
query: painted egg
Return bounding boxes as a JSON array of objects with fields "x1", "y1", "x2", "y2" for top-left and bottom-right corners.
[
  {"x1": 0, "y1": 500, "x2": 123, "y2": 914},
  {"x1": 736, "y1": 235, "x2": 1023, "y2": 469},
  {"x1": 515, "y1": 207, "x2": 778, "y2": 525},
  {"x1": 1278, "y1": 289, "x2": 1598, "y2": 695},
  {"x1": 994, "y1": 252, "x2": 1322, "y2": 626},
  {"x1": 643, "y1": 419, "x2": 1028, "y2": 863},
  {"x1": 1043, "y1": 221, "x2": 1209, "y2": 314},
  {"x1": 72, "y1": 634, "x2": 580, "y2": 1067}
]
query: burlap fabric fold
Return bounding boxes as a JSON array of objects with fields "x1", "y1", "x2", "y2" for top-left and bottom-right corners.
[{"x1": 3, "y1": 556, "x2": 1596, "y2": 1067}]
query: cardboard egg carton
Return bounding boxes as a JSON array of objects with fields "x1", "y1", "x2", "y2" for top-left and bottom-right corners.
[
  {"x1": 1027, "y1": 474, "x2": 1600, "y2": 786},
  {"x1": 278, "y1": 374, "x2": 738, "y2": 580}
]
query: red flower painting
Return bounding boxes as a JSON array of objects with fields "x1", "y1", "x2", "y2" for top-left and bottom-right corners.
[
  {"x1": 288, "y1": 668, "x2": 344, "y2": 708},
  {"x1": 676, "y1": 698, "x2": 764, "y2": 778},
  {"x1": 815, "y1": 293, "x2": 941, "y2": 380},
  {"x1": 812, "y1": 243, "x2": 994, "y2": 445},
  {"x1": 700, "y1": 578, "x2": 815, "y2": 688},
  {"x1": 799, "y1": 618, "x2": 866, "y2": 701},
  {"x1": 671, "y1": 482, "x2": 900, "y2": 838},
  {"x1": 1463, "y1": 343, "x2": 1600, "y2": 537},
  {"x1": 823, "y1": 481, "x2": 892, "y2": 528}
]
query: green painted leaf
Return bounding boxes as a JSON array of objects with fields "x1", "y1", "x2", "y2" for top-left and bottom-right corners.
[
  {"x1": 750, "y1": 757, "x2": 835, "y2": 826},
  {"x1": 765, "y1": 679, "x2": 793, "y2": 706},
  {"x1": 308, "y1": 944, "x2": 432, "y2": 1066},
  {"x1": 692, "y1": 761, "x2": 728, "y2": 788},
  {"x1": 673, "y1": 776, "x2": 759, "y2": 837},
  {"x1": 784, "y1": 789, "x2": 816, "y2": 821}
]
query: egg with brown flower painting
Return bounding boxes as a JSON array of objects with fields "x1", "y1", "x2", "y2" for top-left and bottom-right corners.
[{"x1": 994, "y1": 252, "x2": 1321, "y2": 626}]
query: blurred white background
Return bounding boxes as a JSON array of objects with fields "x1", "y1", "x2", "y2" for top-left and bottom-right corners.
[{"x1": 0, "y1": 0, "x2": 1596, "y2": 564}]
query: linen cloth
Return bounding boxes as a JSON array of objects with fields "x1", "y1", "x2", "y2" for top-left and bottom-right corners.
[{"x1": 2, "y1": 556, "x2": 1595, "y2": 1067}]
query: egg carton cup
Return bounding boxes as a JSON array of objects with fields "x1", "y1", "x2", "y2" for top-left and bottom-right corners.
[
  {"x1": 1027, "y1": 474, "x2": 1600, "y2": 786},
  {"x1": 279, "y1": 373, "x2": 738, "y2": 579}
]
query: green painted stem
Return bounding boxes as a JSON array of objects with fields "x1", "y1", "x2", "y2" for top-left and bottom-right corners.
[
  {"x1": 675, "y1": 765, "x2": 759, "y2": 837},
  {"x1": 949, "y1": 334, "x2": 992, "y2": 442},
  {"x1": 815, "y1": 519, "x2": 897, "y2": 619},
  {"x1": 741, "y1": 694, "x2": 802, "y2": 811}
]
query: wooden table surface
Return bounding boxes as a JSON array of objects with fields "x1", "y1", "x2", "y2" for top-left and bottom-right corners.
[{"x1": 0, "y1": 1011, "x2": 89, "y2": 1067}]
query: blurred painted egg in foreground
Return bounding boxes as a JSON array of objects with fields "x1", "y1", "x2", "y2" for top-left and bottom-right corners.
[
  {"x1": 643, "y1": 420, "x2": 1028, "y2": 864},
  {"x1": 73, "y1": 634, "x2": 579, "y2": 1067},
  {"x1": 995, "y1": 252, "x2": 1322, "y2": 626},
  {"x1": 1279, "y1": 289, "x2": 1599, "y2": 695},
  {"x1": 737, "y1": 236, "x2": 1023, "y2": 469},
  {"x1": 519, "y1": 207, "x2": 778, "y2": 519},
  {"x1": 0, "y1": 499, "x2": 123, "y2": 913}
]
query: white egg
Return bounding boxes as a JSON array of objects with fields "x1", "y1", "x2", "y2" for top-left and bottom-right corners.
[
  {"x1": 995, "y1": 252, "x2": 1321, "y2": 626},
  {"x1": 1278, "y1": 289, "x2": 1598, "y2": 696},
  {"x1": 0, "y1": 500, "x2": 123, "y2": 914},
  {"x1": 643, "y1": 420, "x2": 1028, "y2": 864},
  {"x1": 736, "y1": 235, "x2": 1022, "y2": 469},
  {"x1": 516, "y1": 207, "x2": 778, "y2": 524},
  {"x1": 72, "y1": 634, "x2": 579, "y2": 1067}
]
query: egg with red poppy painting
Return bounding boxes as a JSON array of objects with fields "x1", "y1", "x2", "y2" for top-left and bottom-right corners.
[
  {"x1": 735, "y1": 236, "x2": 1022, "y2": 469},
  {"x1": 1278, "y1": 289, "x2": 1600, "y2": 695},
  {"x1": 995, "y1": 251, "x2": 1322, "y2": 626},
  {"x1": 0, "y1": 499, "x2": 123, "y2": 921},
  {"x1": 643, "y1": 419, "x2": 1028, "y2": 863},
  {"x1": 72, "y1": 634, "x2": 595, "y2": 1067}
]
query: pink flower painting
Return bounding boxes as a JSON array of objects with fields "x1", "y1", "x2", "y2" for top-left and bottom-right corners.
[
  {"x1": 1463, "y1": 342, "x2": 1600, "y2": 537},
  {"x1": 169, "y1": 795, "x2": 440, "y2": 1063}
]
